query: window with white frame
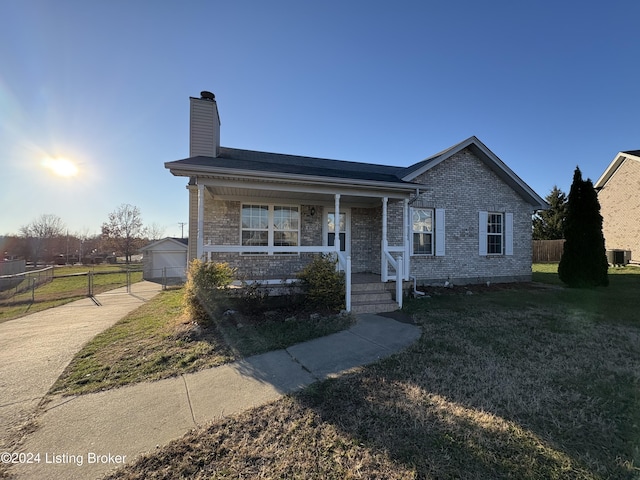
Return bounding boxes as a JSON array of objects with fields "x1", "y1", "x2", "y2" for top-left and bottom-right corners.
[
  {"x1": 487, "y1": 212, "x2": 504, "y2": 255},
  {"x1": 479, "y1": 211, "x2": 513, "y2": 256},
  {"x1": 273, "y1": 206, "x2": 299, "y2": 247},
  {"x1": 412, "y1": 208, "x2": 434, "y2": 255},
  {"x1": 241, "y1": 204, "x2": 299, "y2": 254}
]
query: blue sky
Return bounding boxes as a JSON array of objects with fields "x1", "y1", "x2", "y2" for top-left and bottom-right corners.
[{"x1": 1, "y1": 0, "x2": 638, "y2": 237}]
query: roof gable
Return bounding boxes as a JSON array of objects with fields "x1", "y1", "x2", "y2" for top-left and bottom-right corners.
[
  {"x1": 141, "y1": 237, "x2": 188, "y2": 252},
  {"x1": 595, "y1": 150, "x2": 640, "y2": 189},
  {"x1": 403, "y1": 136, "x2": 547, "y2": 208}
]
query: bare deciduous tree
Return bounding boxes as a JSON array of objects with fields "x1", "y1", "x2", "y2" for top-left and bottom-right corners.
[
  {"x1": 101, "y1": 204, "x2": 145, "y2": 263},
  {"x1": 146, "y1": 222, "x2": 166, "y2": 242},
  {"x1": 19, "y1": 214, "x2": 66, "y2": 263}
]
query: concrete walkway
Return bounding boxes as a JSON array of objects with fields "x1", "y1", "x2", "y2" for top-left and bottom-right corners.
[
  {"x1": 2, "y1": 286, "x2": 420, "y2": 480},
  {"x1": 0, "y1": 281, "x2": 163, "y2": 450}
]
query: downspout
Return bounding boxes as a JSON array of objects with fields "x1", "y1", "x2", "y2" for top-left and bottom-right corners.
[{"x1": 410, "y1": 276, "x2": 425, "y2": 297}]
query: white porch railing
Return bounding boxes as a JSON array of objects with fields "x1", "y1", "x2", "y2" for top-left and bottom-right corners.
[
  {"x1": 382, "y1": 248, "x2": 403, "y2": 309},
  {"x1": 202, "y1": 244, "x2": 352, "y2": 312},
  {"x1": 203, "y1": 245, "x2": 337, "y2": 255}
]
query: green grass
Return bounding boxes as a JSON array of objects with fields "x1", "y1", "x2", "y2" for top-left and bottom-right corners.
[
  {"x1": 50, "y1": 288, "x2": 354, "y2": 396},
  {"x1": 532, "y1": 263, "x2": 640, "y2": 326},
  {"x1": 106, "y1": 264, "x2": 640, "y2": 480},
  {"x1": 0, "y1": 264, "x2": 142, "y2": 323},
  {"x1": 50, "y1": 289, "x2": 235, "y2": 396}
]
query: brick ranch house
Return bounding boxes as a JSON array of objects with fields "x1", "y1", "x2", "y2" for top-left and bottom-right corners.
[
  {"x1": 165, "y1": 92, "x2": 547, "y2": 313},
  {"x1": 595, "y1": 150, "x2": 640, "y2": 264}
]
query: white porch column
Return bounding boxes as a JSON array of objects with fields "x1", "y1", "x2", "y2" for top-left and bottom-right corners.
[
  {"x1": 403, "y1": 198, "x2": 410, "y2": 281},
  {"x1": 197, "y1": 183, "x2": 204, "y2": 260},
  {"x1": 334, "y1": 194, "x2": 341, "y2": 255},
  {"x1": 382, "y1": 197, "x2": 388, "y2": 282}
]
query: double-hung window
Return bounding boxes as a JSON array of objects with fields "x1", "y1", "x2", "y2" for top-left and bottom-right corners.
[
  {"x1": 479, "y1": 211, "x2": 513, "y2": 256},
  {"x1": 487, "y1": 213, "x2": 504, "y2": 255},
  {"x1": 412, "y1": 208, "x2": 434, "y2": 255},
  {"x1": 411, "y1": 207, "x2": 445, "y2": 256},
  {"x1": 242, "y1": 204, "x2": 299, "y2": 254}
]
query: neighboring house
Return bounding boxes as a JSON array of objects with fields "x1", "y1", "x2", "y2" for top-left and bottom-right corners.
[
  {"x1": 141, "y1": 237, "x2": 188, "y2": 282},
  {"x1": 595, "y1": 150, "x2": 640, "y2": 263},
  {"x1": 165, "y1": 92, "x2": 547, "y2": 312}
]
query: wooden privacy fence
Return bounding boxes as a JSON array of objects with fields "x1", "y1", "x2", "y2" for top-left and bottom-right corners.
[{"x1": 533, "y1": 240, "x2": 565, "y2": 263}]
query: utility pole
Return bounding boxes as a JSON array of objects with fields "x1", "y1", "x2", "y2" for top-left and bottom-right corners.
[{"x1": 178, "y1": 222, "x2": 187, "y2": 239}]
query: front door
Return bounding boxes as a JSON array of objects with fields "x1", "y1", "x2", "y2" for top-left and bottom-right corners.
[{"x1": 325, "y1": 210, "x2": 350, "y2": 256}]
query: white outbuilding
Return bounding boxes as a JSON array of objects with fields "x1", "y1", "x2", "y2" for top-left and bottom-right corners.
[{"x1": 141, "y1": 237, "x2": 188, "y2": 283}]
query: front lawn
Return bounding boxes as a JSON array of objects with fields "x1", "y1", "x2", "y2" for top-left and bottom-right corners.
[
  {"x1": 50, "y1": 288, "x2": 354, "y2": 396},
  {"x1": 105, "y1": 265, "x2": 640, "y2": 479}
]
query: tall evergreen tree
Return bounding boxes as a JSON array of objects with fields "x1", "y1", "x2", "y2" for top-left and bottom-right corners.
[
  {"x1": 558, "y1": 167, "x2": 609, "y2": 287},
  {"x1": 533, "y1": 186, "x2": 567, "y2": 240}
]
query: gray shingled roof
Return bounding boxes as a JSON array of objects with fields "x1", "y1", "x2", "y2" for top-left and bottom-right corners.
[
  {"x1": 623, "y1": 150, "x2": 640, "y2": 157},
  {"x1": 165, "y1": 138, "x2": 547, "y2": 208},
  {"x1": 402, "y1": 143, "x2": 460, "y2": 178},
  {"x1": 167, "y1": 147, "x2": 411, "y2": 184}
]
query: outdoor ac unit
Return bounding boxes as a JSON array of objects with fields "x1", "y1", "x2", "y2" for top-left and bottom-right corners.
[{"x1": 606, "y1": 249, "x2": 631, "y2": 266}]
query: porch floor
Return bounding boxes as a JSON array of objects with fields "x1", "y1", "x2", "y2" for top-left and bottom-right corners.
[{"x1": 352, "y1": 273, "x2": 382, "y2": 284}]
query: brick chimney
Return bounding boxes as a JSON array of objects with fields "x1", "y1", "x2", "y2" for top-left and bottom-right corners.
[{"x1": 189, "y1": 91, "x2": 220, "y2": 157}]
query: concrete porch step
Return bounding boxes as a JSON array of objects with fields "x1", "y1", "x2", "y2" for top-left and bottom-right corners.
[
  {"x1": 351, "y1": 299, "x2": 400, "y2": 314},
  {"x1": 350, "y1": 281, "x2": 399, "y2": 314},
  {"x1": 351, "y1": 290, "x2": 394, "y2": 303},
  {"x1": 351, "y1": 282, "x2": 389, "y2": 292}
]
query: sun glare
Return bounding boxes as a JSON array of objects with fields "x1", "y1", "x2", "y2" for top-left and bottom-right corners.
[{"x1": 42, "y1": 157, "x2": 79, "y2": 177}]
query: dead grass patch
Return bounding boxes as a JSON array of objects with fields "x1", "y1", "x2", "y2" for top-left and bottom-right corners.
[
  {"x1": 106, "y1": 268, "x2": 640, "y2": 479},
  {"x1": 50, "y1": 289, "x2": 234, "y2": 396},
  {"x1": 51, "y1": 288, "x2": 353, "y2": 396}
]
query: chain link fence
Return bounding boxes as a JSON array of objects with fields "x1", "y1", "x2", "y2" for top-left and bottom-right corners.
[
  {"x1": 145, "y1": 266, "x2": 187, "y2": 290},
  {"x1": 0, "y1": 266, "x2": 54, "y2": 303},
  {"x1": 0, "y1": 267, "x2": 143, "y2": 308}
]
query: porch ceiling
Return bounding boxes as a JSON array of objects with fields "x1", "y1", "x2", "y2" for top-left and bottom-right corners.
[{"x1": 199, "y1": 176, "x2": 411, "y2": 207}]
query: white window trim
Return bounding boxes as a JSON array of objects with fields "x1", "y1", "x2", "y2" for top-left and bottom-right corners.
[
  {"x1": 411, "y1": 207, "x2": 434, "y2": 256},
  {"x1": 410, "y1": 207, "x2": 445, "y2": 256},
  {"x1": 487, "y1": 212, "x2": 504, "y2": 255},
  {"x1": 241, "y1": 203, "x2": 300, "y2": 255},
  {"x1": 479, "y1": 211, "x2": 513, "y2": 256}
]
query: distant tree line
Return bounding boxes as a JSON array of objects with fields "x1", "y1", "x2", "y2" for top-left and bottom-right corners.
[{"x1": 2, "y1": 204, "x2": 167, "y2": 265}]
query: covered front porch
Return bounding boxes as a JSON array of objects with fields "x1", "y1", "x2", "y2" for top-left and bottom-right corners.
[{"x1": 192, "y1": 178, "x2": 414, "y2": 312}]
